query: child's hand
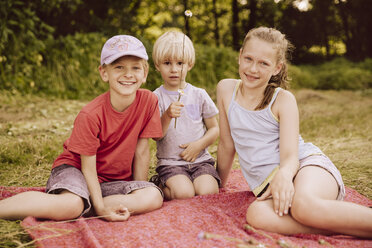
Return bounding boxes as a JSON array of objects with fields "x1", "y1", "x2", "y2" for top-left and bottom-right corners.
[
  {"x1": 166, "y1": 102, "x2": 184, "y2": 118},
  {"x1": 179, "y1": 141, "x2": 202, "y2": 162},
  {"x1": 97, "y1": 205, "x2": 130, "y2": 222},
  {"x1": 257, "y1": 169, "x2": 294, "y2": 217}
]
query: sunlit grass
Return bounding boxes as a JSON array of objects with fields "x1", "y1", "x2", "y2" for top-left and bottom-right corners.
[{"x1": 0, "y1": 89, "x2": 371, "y2": 247}]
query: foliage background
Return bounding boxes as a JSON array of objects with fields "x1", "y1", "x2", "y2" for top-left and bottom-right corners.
[{"x1": 0, "y1": 0, "x2": 371, "y2": 99}]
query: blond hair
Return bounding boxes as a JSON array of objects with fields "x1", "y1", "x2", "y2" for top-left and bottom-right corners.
[
  {"x1": 103, "y1": 56, "x2": 149, "y2": 73},
  {"x1": 242, "y1": 27, "x2": 294, "y2": 110},
  {"x1": 152, "y1": 31, "x2": 195, "y2": 68}
]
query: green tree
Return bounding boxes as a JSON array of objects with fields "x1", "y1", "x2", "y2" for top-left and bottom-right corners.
[{"x1": 336, "y1": 0, "x2": 372, "y2": 61}]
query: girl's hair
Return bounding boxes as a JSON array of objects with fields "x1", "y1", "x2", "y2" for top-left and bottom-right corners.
[
  {"x1": 152, "y1": 31, "x2": 195, "y2": 68},
  {"x1": 241, "y1": 27, "x2": 294, "y2": 110}
]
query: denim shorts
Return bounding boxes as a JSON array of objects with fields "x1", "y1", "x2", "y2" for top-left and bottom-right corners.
[
  {"x1": 156, "y1": 159, "x2": 221, "y2": 186},
  {"x1": 46, "y1": 164, "x2": 163, "y2": 216}
]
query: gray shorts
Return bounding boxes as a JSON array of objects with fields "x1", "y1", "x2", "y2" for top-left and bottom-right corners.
[
  {"x1": 299, "y1": 154, "x2": 345, "y2": 200},
  {"x1": 156, "y1": 159, "x2": 221, "y2": 186},
  {"x1": 46, "y1": 164, "x2": 162, "y2": 216},
  {"x1": 256, "y1": 154, "x2": 345, "y2": 201}
]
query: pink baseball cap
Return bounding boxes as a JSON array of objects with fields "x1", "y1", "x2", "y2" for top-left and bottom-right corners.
[{"x1": 100, "y1": 35, "x2": 148, "y2": 65}]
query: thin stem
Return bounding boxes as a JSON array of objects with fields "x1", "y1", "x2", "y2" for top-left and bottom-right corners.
[{"x1": 174, "y1": 32, "x2": 186, "y2": 129}]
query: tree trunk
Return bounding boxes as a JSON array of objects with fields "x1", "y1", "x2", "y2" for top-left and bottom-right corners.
[
  {"x1": 212, "y1": 0, "x2": 220, "y2": 46},
  {"x1": 247, "y1": 0, "x2": 257, "y2": 33},
  {"x1": 232, "y1": 0, "x2": 239, "y2": 50}
]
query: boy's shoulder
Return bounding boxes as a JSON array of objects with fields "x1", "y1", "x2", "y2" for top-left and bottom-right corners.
[
  {"x1": 137, "y1": 88, "x2": 158, "y2": 102},
  {"x1": 185, "y1": 83, "x2": 211, "y2": 98},
  {"x1": 152, "y1": 85, "x2": 163, "y2": 96},
  {"x1": 80, "y1": 91, "x2": 110, "y2": 114}
]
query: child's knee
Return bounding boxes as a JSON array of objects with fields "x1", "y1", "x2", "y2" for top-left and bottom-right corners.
[
  {"x1": 194, "y1": 181, "x2": 219, "y2": 196},
  {"x1": 145, "y1": 187, "x2": 163, "y2": 210},
  {"x1": 194, "y1": 175, "x2": 219, "y2": 196},
  {"x1": 173, "y1": 188, "x2": 195, "y2": 199},
  {"x1": 291, "y1": 194, "x2": 319, "y2": 225},
  {"x1": 170, "y1": 184, "x2": 195, "y2": 199},
  {"x1": 246, "y1": 201, "x2": 269, "y2": 229},
  {"x1": 166, "y1": 178, "x2": 195, "y2": 199},
  {"x1": 54, "y1": 194, "x2": 84, "y2": 220}
]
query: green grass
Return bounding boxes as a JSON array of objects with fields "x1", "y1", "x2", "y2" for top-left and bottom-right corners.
[{"x1": 0, "y1": 89, "x2": 371, "y2": 247}]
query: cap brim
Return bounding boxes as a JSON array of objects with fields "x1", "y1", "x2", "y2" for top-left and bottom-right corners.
[{"x1": 102, "y1": 52, "x2": 148, "y2": 65}]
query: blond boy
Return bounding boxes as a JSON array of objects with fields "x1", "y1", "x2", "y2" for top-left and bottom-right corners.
[{"x1": 151, "y1": 31, "x2": 220, "y2": 200}]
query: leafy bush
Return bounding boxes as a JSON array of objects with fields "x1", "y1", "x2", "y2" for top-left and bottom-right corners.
[
  {"x1": 36, "y1": 32, "x2": 106, "y2": 99},
  {"x1": 0, "y1": 0, "x2": 54, "y2": 94},
  {"x1": 288, "y1": 65, "x2": 318, "y2": 89},
  {"x1": 289, "y1": 58, "x2": 372, "y2": 90},
  {"x1": 188, "y1": 44, "x2": 238, "y2": 96}
]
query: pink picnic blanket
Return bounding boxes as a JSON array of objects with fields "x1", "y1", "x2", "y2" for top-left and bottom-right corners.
[{"x1": 1, "y1": 170, "x2": 371, "y2": 248}]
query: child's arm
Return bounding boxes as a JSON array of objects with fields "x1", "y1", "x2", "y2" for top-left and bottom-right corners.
[
  {"x1": 157, "y1": 101, "x2": 184, "y2": 139},
  {"x1": 258, "y1": 90, "x2": 299, "y2": 216},
  {"x1": 81, "y1": 154, "x2": 130, "y2": 221},
  {"x1": 132, "y1": 138, "x2": 150, "y2": 181},
  {"x1": 216, "y1": 80, "x2": 236, "y2": 187},
  {"x1": 179, "y1": 115, "x2": 219, "y2": 162}
]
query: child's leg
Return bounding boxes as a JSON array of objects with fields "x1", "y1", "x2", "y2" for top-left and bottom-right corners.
[
  {"x1": 193, "y1": 174, "x2": 219, "y2": 196},
  {"x1": 163, "y1": 175, "x2": 195, "y2": 200},
  {"x1": 190, "y1": 160, "x2": 220, "y2": 196},
  {"x1": 247, "y1": 165, "x2": 372, "y2": 237},
  {"x1": 155, "y1": 165, "x2": 196, "y2": 200},
  {"x1": 103, "y1": 186, "x2": 163, "y2": 215},
  {"x1": 0, "y1": 190, "x2": 84, "y2": 220},
  {"x1": 290, "y1": 166, "x2": 372, "y2": 238},
  {"x1": 246, "y1": 198, "x2": 331, "y2": 235}
]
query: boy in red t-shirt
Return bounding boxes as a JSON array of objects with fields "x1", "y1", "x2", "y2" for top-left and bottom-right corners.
[{"x1": 0, "y1": 35, "x2": 163, "y2": 222}]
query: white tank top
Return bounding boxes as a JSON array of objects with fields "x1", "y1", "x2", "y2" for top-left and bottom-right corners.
[{"x1": 228, "y1": 80, "x2": 323, "y2": 191}]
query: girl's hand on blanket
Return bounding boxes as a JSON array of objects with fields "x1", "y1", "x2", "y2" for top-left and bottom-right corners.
[
  {"x1": 166, "y1": 102, "x2": 184, "y2": 118},
  {"x1": 179, "y1": 141, "x2": 202, "y2": 162},
  {"x1": 98, "y1": 205, "x2": 130, "y2": 222},
  {"x1": 257, "y1": 169, "x2": 294, "y2": 217}
]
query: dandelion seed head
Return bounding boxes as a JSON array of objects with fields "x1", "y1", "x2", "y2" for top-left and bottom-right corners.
[{"x1": 184, "y1": 10, "x2": 192, "y2": 17}]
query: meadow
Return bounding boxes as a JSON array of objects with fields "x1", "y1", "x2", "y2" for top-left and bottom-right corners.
[{"x1": 0, "y1": 88, "x2": 371, "y2": 247}]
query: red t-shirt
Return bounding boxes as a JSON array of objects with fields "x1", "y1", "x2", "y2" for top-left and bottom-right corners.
[{"x1": 53, "y1": 89, "x2": 162, "y2": 183}]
